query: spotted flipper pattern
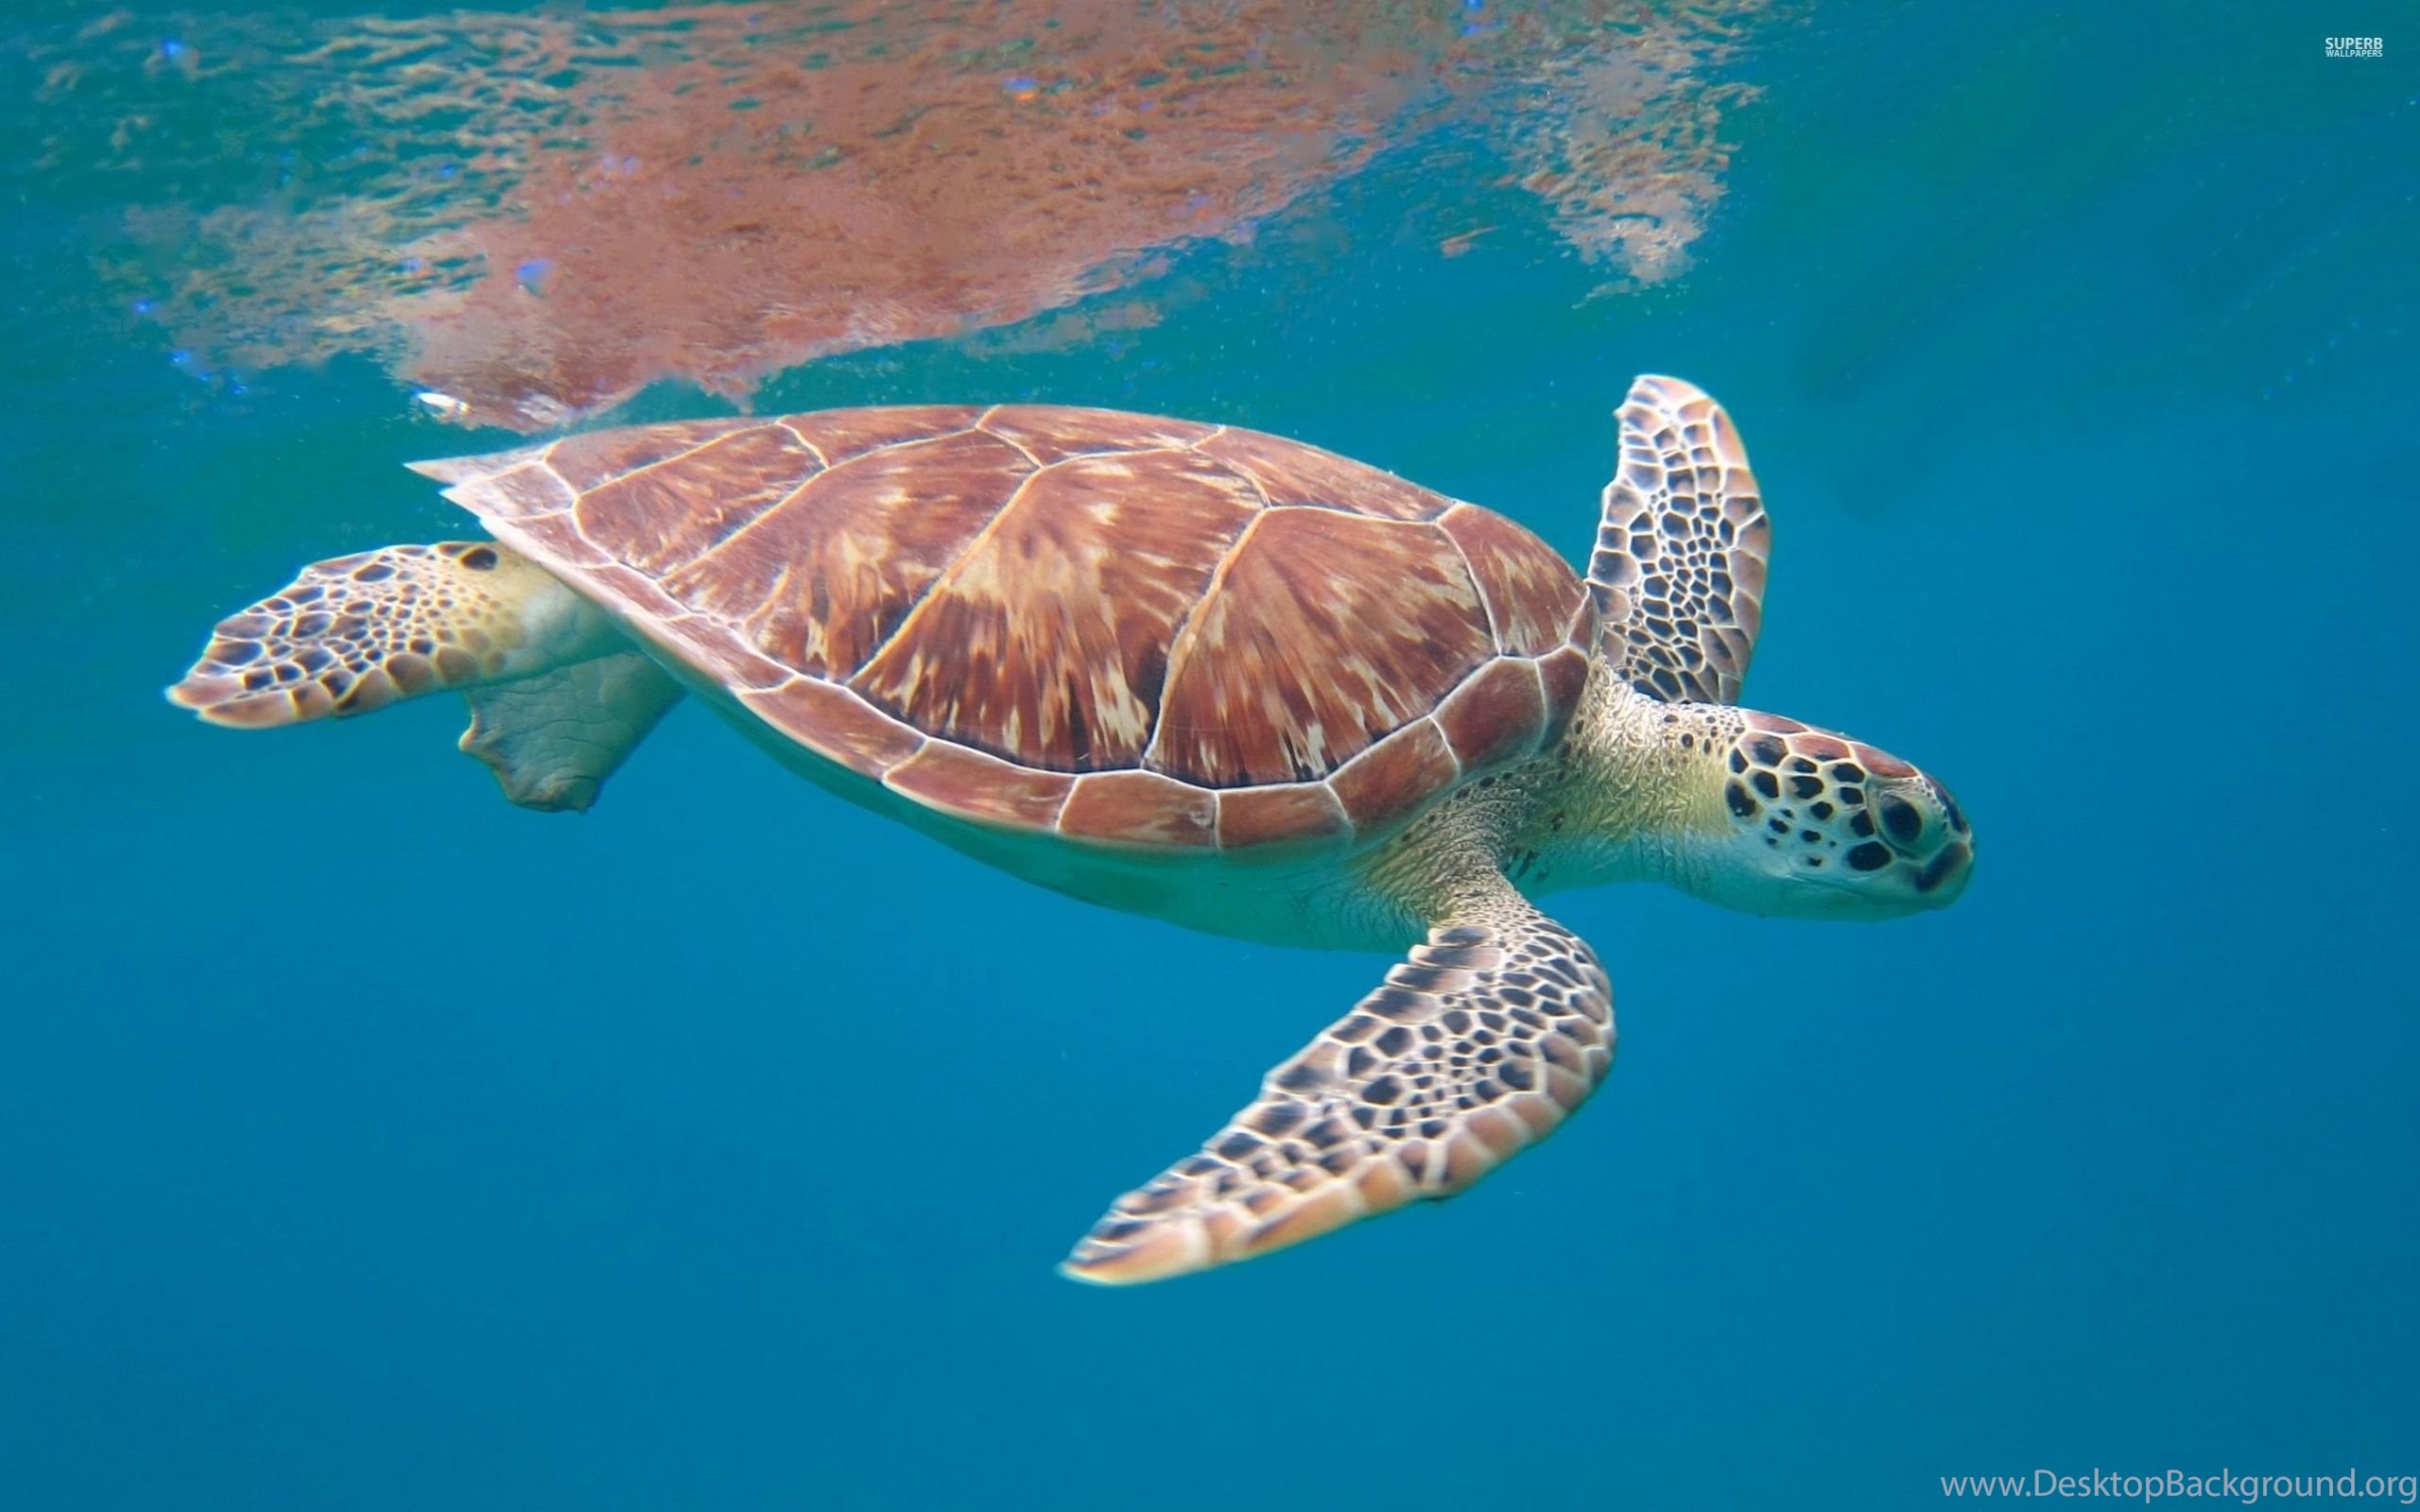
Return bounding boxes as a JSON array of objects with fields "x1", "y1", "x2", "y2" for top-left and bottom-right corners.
[
  {"x1": 1587, "y1": 375, "x2": 1772, "y2": 705},
  {"x1": 459, "y1": 650, "x2": 686, "y2": 813},
  {"x1": 169, "y1": 542, "x2": 616, "y2": 728},
  {"x1": 1062, "y1": 883, "x2": 1614, "y2": 1284}
]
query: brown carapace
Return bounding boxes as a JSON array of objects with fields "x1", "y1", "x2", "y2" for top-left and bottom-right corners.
[{"x1": 412, "y1": 404, "x2": 1598, "y2": 851}]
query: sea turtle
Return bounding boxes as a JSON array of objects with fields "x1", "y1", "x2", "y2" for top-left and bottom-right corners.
[{"x1": 169, "y1": 376, "x2": 1973, "y2": 1283}]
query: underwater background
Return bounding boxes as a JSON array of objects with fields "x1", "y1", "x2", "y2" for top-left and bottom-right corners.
[{"x1": 3, "y1": 2, "x2": 2414, "y2": 1507}]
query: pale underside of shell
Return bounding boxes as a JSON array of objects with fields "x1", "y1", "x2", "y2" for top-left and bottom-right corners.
[{"x1": 411, "y1": 404, "x2": 1597, "y2": 851}]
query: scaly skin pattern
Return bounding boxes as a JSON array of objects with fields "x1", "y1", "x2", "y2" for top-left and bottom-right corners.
[
  {"x1": 169, "y1": 541, "x2": 618, "y2": 728},
  {"x1": 1058, "y1": 869, "x2": 1616, "y2": 1283},
  {"x1": 1061, "y1": 661, "x2": 1974, "y2": 1282},
  {"x1": 1360, "y1": 658, "x2": 1973, "y2": 933}
]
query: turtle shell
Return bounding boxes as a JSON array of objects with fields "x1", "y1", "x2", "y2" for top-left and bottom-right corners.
[{"x1": 412, "y1": 404, "x2": 1596, "y2": 850}]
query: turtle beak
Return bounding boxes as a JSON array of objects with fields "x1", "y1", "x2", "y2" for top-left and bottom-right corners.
[
  {"x1": 1888, "y1": 774, "x2": 1973, "y2": 907},
  {"x1": 1908, "y1": 837, "x2": 1973, "y2": 904}
]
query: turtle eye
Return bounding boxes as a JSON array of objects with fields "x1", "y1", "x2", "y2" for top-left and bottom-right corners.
[{"x1": 1875, "y1": 790, "x2": 1929, "y2": 852}]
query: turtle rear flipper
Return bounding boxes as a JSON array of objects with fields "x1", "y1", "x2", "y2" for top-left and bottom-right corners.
[
  {"x1": 168, "y1": 541, "x2": 621, "y2": 728},
  {"x1": 459, "y1": 651, "x2": 684, "y2": 814}
]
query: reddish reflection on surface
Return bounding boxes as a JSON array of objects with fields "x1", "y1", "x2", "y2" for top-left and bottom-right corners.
[{"x1": 28, "y1": 2, "x2": 1769, "y2": 428}]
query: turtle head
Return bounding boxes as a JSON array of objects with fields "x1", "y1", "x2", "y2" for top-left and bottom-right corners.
[{"x1": 1694, "y1": 712, "x2": 1973, "y2": 919}]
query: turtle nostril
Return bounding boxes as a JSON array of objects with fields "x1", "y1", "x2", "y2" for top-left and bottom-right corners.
[{"x1": 1877, "y1": 791, "x2": 1924, "y2": 848}]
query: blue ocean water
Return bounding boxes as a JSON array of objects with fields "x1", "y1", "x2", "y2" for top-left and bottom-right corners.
[{"x1": 4, "y1": 5, "x2": 2414, "y2": 1508}]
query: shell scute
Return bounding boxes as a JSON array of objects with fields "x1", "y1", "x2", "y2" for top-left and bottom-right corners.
[
  {"x1": 548, "y1": 419, "x2": 760, "y2": 491},
  {"x1": 850, "y1": 449, "x2": 1260, "y2": 772},
  {"x1": 738, "y1": 679, "x2": 923, "y2": 779},
  {"x1": 476, "y1": 460, "x2": 577, "y2": 520},
  {"x1": 573, "y1": 423, "x2": 824, "y2": 577},
  {"x1": 980, "y1": 404, "x2": 1217, "y2": 466},
  {"x1": 1215, "y1": 783, "x2": 1353, "y2": 850},
  {"x1": 1328, "y1": 717, "x2": 1461, "y2": 833},
  {"x1": 1150, "y1": 507, "x2": 1492, "y2": 787},
  {"x1": 1059, "y1": 770, "x2": 1218, "y2": 850},
  {"x1": 886, "y1": 741, "x2": 1074, "y2": 831},
  {"x1": 1439, "y1": 503, "x2": 1588, "y2": 658},
  {"x1": 507, "y1": 509, "x2": 612, "y2": 569},
  {"x1": 659, "y1": 426, "x2": 1027, "y2": 679},
  {"x1": 581, "y1": 563, "x2": 692, "y2": 635},
  {"x1": 779, "y1": 404, "x2": 986, "y2": 465},
  {"x1": 1201, "y1": 427, "x2": 1449, "y2": 521},
  {"x1": 1434, "y1": 659, "x2": 1548, "y2": 772},
  {"x1": 1535, "y1": 645, "x2": 1595, "y2": 750}
]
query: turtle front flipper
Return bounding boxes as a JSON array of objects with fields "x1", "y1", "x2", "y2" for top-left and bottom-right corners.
[
  {"x1": 460, "y1": 651, "x2": 684, "y2": 813},
  {"x1": 1588, "y1": 374, "x2": 1772, "y2": 704},
  {"x1": 168, "y1": 541, "x2": 620, "y2": 728},
  {"x1": 1062, "y1": 884, "x2": 1615, "y2": 1284}
]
